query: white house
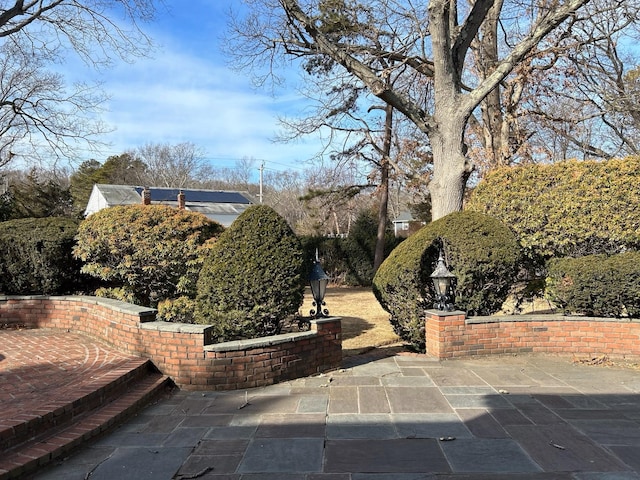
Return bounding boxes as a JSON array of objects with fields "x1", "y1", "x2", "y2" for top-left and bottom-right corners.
[{"x1": 84, "y1": 184, "x2": 255, "y2": 227}]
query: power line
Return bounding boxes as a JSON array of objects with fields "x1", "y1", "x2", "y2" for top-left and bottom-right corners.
[{"x1": 203, "y1": 156, "x2": 309, "y2": 171}]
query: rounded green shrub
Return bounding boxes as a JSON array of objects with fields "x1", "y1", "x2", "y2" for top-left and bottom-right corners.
[
  {"x1": 467, "y1": 157, "x2": 640, "y2": 260},
  {"x1": 195, "y1": 205, "x2": 306, "y2": 341},
  {"x1": 73, "y1": 205, "x2": 223, "y2": 307},
  {"x1": 546, "y1": 252, "x2": 640, "y2": 318},
  {"x1": 0, "y1": 217, "x2": 84, "y2": 294},
  {"x1": 373, "y1": 211, "x2": 521, "y2": 351}
]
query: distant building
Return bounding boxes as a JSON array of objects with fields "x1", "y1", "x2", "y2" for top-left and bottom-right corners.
[
  {"x1": 84, "y1": 184, "x2": 255, "y2": 227},
  {"x1": 392, "y1": 211, "x2": 424, "y2": 237}
]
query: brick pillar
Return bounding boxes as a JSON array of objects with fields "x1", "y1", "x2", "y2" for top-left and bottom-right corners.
[
  {"x1": 177, "y1": 191, "x2": 185, "y2": 209},
  {"x1": 425, "y1": 309, "x2": 466, "y2": 358}
]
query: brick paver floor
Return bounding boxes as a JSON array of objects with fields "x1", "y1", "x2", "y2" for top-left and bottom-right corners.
[{"x1": 0, "y1": 328, "x2": 147, "y2": 427}]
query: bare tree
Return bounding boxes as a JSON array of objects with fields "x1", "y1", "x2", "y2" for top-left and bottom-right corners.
[
  {"x1": 0, "y1": 0, "x2": 155, "y2": 166},
  {"x1": 464, "y1": 0, "x2": 640, "y2": 172},
  {"x1": 133, "y1": 142, "x2": 213, "y2": 188},
  {"x1": 524, "y1": 0, "x2": 640, "y2": 159},
  {"x1": 0, "y1": 42, "x2": 109, "y2": 167},
  {"x1": 228, "y1": 0, "x2": 605, "y2": 219},
  {"x1": 262, "y1": 169, "x2": 308, "y2": 229}
]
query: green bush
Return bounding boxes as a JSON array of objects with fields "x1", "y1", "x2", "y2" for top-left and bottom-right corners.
[
  {"x1": 300, "y1": 236, "x2": 346, "y2": 282},
  {"x1": 373, "y1": 211, "x2": 521, "y2": 351},
  {"x1": 546, "y1": 252, "x2": 640, "y2": 318},
  {"x1": 342, "y1": 210, "x2": 402, "y2": 286},
  {"x1": 195, "y1": 205, "x2": 306, "y2": 341},
  {"x1": 157, "y1": 296, "x2": 197, "y2": 323},
  {"x1": 467, "y1": 157, "x2": 640, "y2": 260},
  {"x1": 73, "y1": 205, "x2": 223, "y2": 307},
  {"x1": 299, "y1": 211, "x2": 403, "y2": 287},
  {"x1": 0, "y1": 217, "x2": 84, "y2": 294}
]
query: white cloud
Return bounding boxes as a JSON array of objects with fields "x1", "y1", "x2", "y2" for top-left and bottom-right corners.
[
  {"x1": 94, "y1": 42, "x2": 317, "y2": 170},
  {"x1": 43, "y1": 0, "x2": 324, "y2": 173}
]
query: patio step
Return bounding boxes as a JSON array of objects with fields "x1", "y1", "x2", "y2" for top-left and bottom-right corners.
[{"x1": 0, "y1": 361, "x2": 173, "y2": 480}]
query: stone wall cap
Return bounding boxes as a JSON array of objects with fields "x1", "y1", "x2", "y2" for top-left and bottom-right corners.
[
  {"x1": 467, "y1": 314, "x2": 640, "y2": 324},
  {"x1": 140, "y1": 321, "x2": 212, "y2": 334},
  {"x1": 425, "y1": 309, "x2": 466, "y2": 317},
  {"x1": 0, "y1": 295, "x2": 156, "y2": 317},
  {"x1": 205, "y1": 331, "x2": 317, "y2": 352},
  {"x1": 310, "y1": 316, "x2": 342, "y2": 325}
]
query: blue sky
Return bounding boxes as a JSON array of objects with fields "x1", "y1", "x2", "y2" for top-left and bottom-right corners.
[{"x1": 84, "y1": 1, "x2": 318, "y2": 174}]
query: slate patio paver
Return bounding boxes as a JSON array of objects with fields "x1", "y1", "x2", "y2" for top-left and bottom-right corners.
[{"x1": 8, "y1": 336, "x2": 638, "y2": 480}]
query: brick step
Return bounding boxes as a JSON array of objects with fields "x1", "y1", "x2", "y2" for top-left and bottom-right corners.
[
  {"x1": 0, "y1": 367, "x2": 173, "y2": 480},
  {"x1": 0, "y1": 357, "x2": 153, "y2": 452}
]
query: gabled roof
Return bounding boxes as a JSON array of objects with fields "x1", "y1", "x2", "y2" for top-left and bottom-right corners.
[
  {"x1": 84, "y1": 184, "x2": 255, "y2": 227},
  {"x1": 392, "y1": 211, "x2": 415, "y2": 223}
]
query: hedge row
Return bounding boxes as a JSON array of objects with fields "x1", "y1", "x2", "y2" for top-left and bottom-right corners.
[
  {"x1": 0, "y1": 217, "x2": 85, "y2": 295},
  {"x1": 467, "y1": 157, "x2": 640, "y2": 259},
  {"x1": 546, "y1": 252, "x2": 640, "y2": 318},
  {"x1": 301, "y1": 211, "x2": 403, "y2": 287}
]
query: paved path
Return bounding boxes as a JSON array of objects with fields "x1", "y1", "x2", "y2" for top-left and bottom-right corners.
[{"x1": 30, "y1": 350, "x2": 640, "y2": 480}]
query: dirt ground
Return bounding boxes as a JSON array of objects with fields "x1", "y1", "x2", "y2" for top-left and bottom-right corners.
[{"x1": 301, "y1": 286, "x2": 400, "y2": 356}]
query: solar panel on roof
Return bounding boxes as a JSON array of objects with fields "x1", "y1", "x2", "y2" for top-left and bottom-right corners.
[{"x1": 134, "y1": 187, "x2": 251, "y2": 204}]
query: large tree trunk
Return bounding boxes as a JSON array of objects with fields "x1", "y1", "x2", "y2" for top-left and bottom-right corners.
[
  {"x1": 276, "y1": 0, "x2": 592, "y2": 223},
  {"x1": 427, "y1": 0, "x2": 473, "y2": 221},
  {"x1": 429, "y1": 118, "x2": 472, "y2": 220}
]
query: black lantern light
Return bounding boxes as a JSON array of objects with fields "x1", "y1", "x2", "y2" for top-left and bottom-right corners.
[
  {"x1": 430, "y1": 251, "x2": 456, "y2": 311},
  {"x1": 309, "y1": 250, "x2": 329, "y2": 318}
]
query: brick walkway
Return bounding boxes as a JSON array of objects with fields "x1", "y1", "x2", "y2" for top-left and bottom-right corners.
[{"x1": 0, "y1": 328, "x2": 148, "y2": 430}]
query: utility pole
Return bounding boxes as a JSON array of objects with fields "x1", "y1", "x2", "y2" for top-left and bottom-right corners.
[{"x1": 258, "y1": 162, "x2": 264, "y2": 204}]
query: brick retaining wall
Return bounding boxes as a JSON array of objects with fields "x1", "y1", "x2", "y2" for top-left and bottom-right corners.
[
  {"x1": 0, "y1": 296, "x2": 342, "y2": 390},
  {"x1": 425, "y1": 310, "x2": 640, "y2": 359}
]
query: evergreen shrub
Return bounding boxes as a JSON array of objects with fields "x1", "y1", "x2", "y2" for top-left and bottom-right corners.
[
  {"x1": 300, "y1": 210, "x2": 403, "y2": 287},
  {"x1": 300, "y1": 236, "x2": 347, "y2": 282},
  {"x1": 373, "y1": 211, "x2": 521, "y2": 351},
  {"x1": 546, "y1": 252, "x2": 640, "y2": 318},
  {"x1": 73, "y1": 205, "x2": 222, "y2": 307},
  {"x1": 342, "y1": 210, "x2": 402, "y2": 286},
  {"x1": 467, "y1": 157, "x2": 640, "y2": 260},
  {"x1": 0, "y1": 217, "x2": 84, "y2": 294},
  {"x1": 195, "y1": 205, "x2": 306, "y2": 341}
]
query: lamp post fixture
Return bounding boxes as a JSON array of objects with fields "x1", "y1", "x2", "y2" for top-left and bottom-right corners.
[
  {"x1": 309, "y1": 250, "x2": 329, "y2": 318},
  {"x1": 430, "y1": 251, "x2": 456, "y2": 311}
]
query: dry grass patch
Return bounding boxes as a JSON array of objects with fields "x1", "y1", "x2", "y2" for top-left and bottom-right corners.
[{"x1": 301, "y1": 286, "x2": 400, "y2": 356}]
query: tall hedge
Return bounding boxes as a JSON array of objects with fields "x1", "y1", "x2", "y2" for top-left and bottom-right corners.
[
  {"x1": 0, "y1": 217, "x2": 83, "y2": 294},
  {"x1": 373, "y1": 211, "x2": 521, "y2": 351},
  {"x1": 467, "y1": 157, "x2": 640, "y2": 259},
  {"x1": 74, "y1": 205, "x2": 223, "y2": 306},
  {"x1": 195, "y1": 205, "x2": 306, "y2": 341},
  {"x1": 546, "y1": 252, "x2": 640, "y2": 318}
]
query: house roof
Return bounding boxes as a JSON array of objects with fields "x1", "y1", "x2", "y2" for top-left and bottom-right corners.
[
  {"x1": 132, "y1": 187, "x2": 251, "y2": 205},
  {"x1": 85, "y1": 185, "x2": 255, "y2": 227},
  {"x1": 392, "y1": 211, "x2": 415, "y2": 223}
]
